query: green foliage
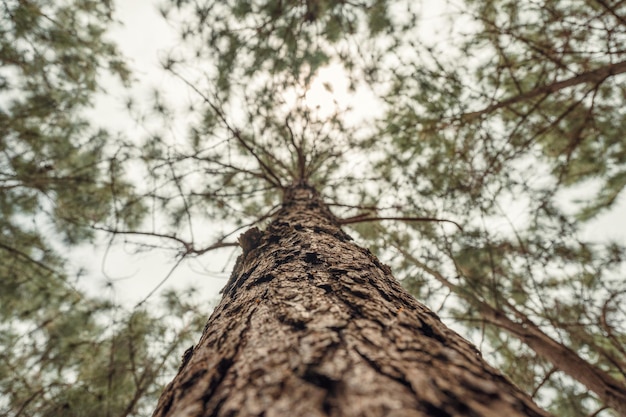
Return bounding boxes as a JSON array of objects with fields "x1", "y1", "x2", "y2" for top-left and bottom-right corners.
[
  {"x1": 465, "y1": 0, "x2": 626, "y2": 219},
  {"x1": 1, "y1": 274, "x2": 203, "y2": 417},
  {"x1": 0, "y1": 1, "x2": 159, "y2": 415},
  {"x1": 4, "y1": 0, "x2": 626, "y2": 416},
  {"x1": 0, "y1": 0, "x2": 144, "y2": 241},
  {"x1": 135, "y1": 0, "x2": 408, "y2": 242}
]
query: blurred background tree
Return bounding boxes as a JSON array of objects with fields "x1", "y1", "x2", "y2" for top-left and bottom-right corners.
[{"x1": 1, "y1": 1, "x2": 200, "y2": 416}]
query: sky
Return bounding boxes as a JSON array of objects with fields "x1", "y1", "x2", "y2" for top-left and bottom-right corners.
[{"x1": 79, "y1": 0, "x2": 626, "y2": 312}]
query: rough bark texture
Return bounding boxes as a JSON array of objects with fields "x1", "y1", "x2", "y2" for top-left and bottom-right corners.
[{"x1": 153, "y1": 184, "x2": 553, "y2": 417}]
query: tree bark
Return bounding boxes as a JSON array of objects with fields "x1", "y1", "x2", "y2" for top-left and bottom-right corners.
[{"x1": 152, "y1": 184, "x2": 552, "y2": 417}]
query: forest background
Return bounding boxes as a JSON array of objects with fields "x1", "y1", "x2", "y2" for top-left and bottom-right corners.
[{"x1": 2, "y1": 0, "x2": 626, "y2": 416}]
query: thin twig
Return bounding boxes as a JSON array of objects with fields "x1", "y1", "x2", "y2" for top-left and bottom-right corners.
[
  {"x1": 339, "y1": 215, "x2": 463, "y2": 231},
  {"x1": 135, "y1": 255, "x2": 186, "y2": 308},
  {"x1": 167, "y1": 68, "x2": 284, "y2": 188}
]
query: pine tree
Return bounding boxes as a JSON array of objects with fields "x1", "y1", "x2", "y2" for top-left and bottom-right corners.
[
  {"x1": 141, "y1": 1, "x2": 626, "y2": 415},
  {"x1": 3, "y1": 0, "x2": 626, "y2": 416},
  {"x1": 153, "y1": 183, "x2": 552, "y2": 417}
]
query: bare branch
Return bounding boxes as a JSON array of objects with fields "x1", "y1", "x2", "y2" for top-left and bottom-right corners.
[
  {"x1": 462, "y1": 59, "x2": 626, "y2": 121},
  {"x1": 339, "y1": 215, "x2": 463, "y2": 231},
  {"x1": 90, "y1": 225, "x2": 239, "y2": 256},
  {"x1": 588, "y1": 405, "x2": 609, "y2": 417},
  {"x1": 135, "y1": 255, "x2": 186, "y2": 308},
  {"x1": 0, "y1": 241, "x2": 59, "y2": 276},
  {"x1": 600, "y1": 290, "x2": 626, "y2": 369},
  {"x1": 530, "y1": 367, "x2": 557, "y2": 399},
  {"x1": 285, "y1": 116, "x2": 306, "y2": 181},
  {"x1": 166, "y1": 68, "x2": 285, "y2": 188}
]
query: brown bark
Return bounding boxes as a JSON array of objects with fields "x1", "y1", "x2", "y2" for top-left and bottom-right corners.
[{"x1": 152, "y1": 184, "x2": 552, "y2": 417}]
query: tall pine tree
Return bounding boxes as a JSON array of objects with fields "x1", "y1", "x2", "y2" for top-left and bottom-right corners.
[
  {"x1": 141, "y1": 1, "x2": 626, "y2": 415},
  {"x1": 3, "y1": 0, "x2": 625, "y2": 416},
  {"x1": 153, "y1": 183, "x2": 553, "y2": 416}
]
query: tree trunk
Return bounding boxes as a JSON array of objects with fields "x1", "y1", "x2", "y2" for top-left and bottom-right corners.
[{"x1": 152, "y1": 184, "x2": 552, "y2": 417}]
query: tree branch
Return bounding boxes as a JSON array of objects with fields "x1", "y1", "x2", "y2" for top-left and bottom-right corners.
[
  {"x1": 0, "y1": 241, "x2": 59, "y2": 275},
  {"x1": 339, "y1": 215, "x2": 463, "y2": 231},
  {"x1": 89, "y1": 226, "x2": 238, "y2": 256},
  {"x1": 285, "y1": 115, "x2": 306, "y2": 181},
  {"x1": 135, "y1": 255, "x2": 186, "y2": 308},
  {"x1": 462, "y1": 59, "x2": 626, "y2": 121},
  {"x1": 167, "y1": 67, "x2": 284, "y2": 188},
  {"x1": 387, "y1": 235, "x2": 626, "y2": 415},
  {"x1": 594, "y1": 0, "x2": 626, "y2": 27}
]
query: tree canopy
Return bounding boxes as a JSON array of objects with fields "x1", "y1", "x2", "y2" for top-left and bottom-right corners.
[
  {"x1": 2, "y1": 0, "x2": 625, "y2": 416},
  {"x1": 1, "y1": 1, "x2": 197, "y2": 415}
]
